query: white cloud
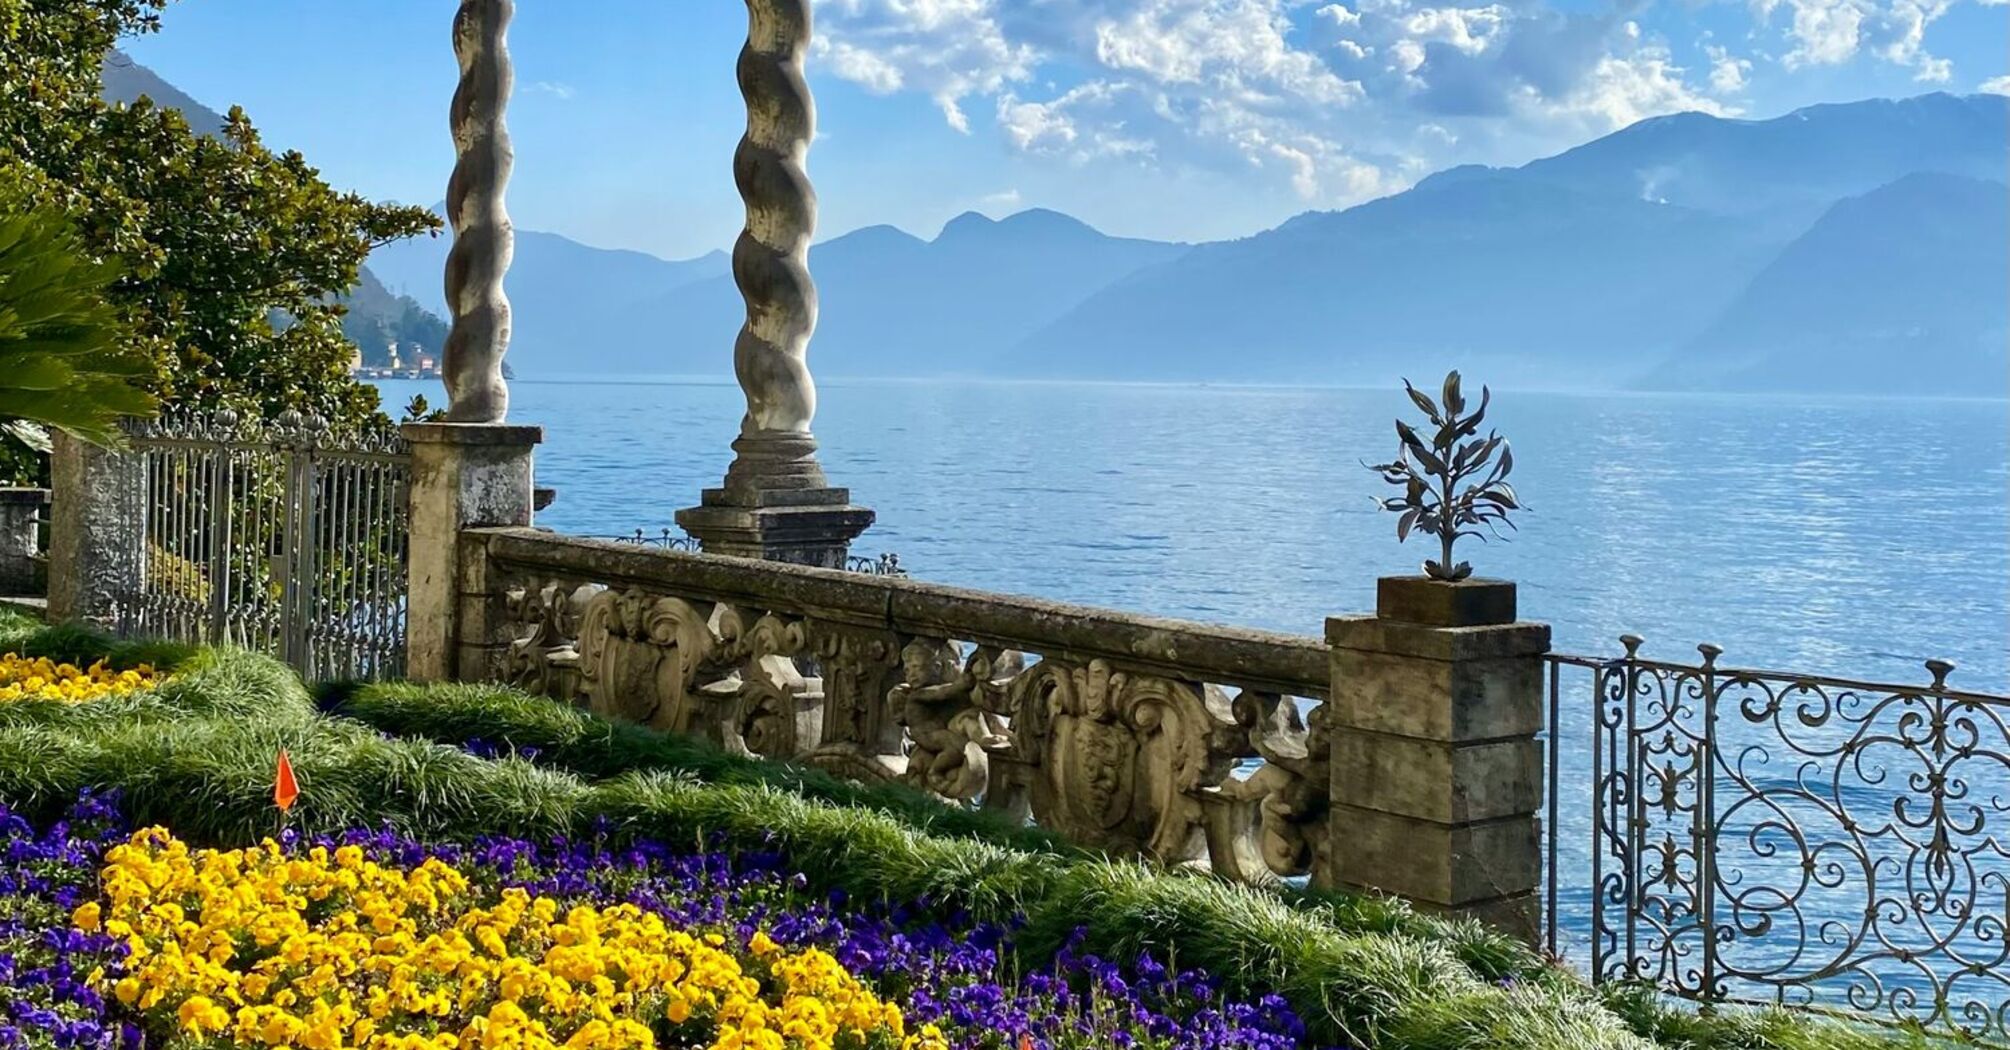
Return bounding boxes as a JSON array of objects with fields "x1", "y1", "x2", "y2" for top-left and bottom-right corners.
[
  {"x1": 996, "y1": 93, "x2": 1077, "y2": 151},
  {"x1": 1319, "y1": 3, "x2": 1363, "y2": 27},
  {"x1": 1401, "y1": 5, "x2": 1509, "y2": 55},
  {"x1": 1092, "y1": 0, "x2": 1363, "y2": 106},
  {"x1": 1550, "y1": 48, "x2": 1730, "y2": 130},
  {"x1": 1705, "y1": 44, "x2": 1753, "y2": 93},
  {"x1": 978, "y1": 188, "x2": 1023, "y2": 209},
  {"x1": 1753, "y1": 0, "x2": 1954, "y2": 80},
  {"x1": 996, "y1": 81, "x2": 1152, "y2": 159},
  {"x1": 528, "y1": 81, "x2": 576, "y2": 101},
  {"x1": 821, "y1": 41, "x2": 904, "y2": 93},
  {"x1": 812, "y1": 0, "x2": 1037, "y2": 132},
  {"x1": 810, "y1": 0, "x2": 1749, "y2": 207},
  {"x1": 1982, "y1": 75, "x2": 2010, "y2": 94}
]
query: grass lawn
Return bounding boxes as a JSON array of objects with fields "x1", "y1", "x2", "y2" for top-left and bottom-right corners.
[{"x1": 0, "y1": 609, "x2": 1956, "y2": 1050}]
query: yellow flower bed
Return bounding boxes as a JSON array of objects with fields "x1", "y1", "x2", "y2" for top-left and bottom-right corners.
[
  {"x1": 0, "y1": 652, "x2": 164, "y2": 703},
  {"x1": 78, "y1": 829, "x2": 944, "y2": 1050}
]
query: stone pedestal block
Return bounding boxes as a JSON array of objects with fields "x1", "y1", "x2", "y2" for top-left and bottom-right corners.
[
  {"x1": 0, "y1": 488, "x2": 48, "y2": 597},
  {"x1": 47, "y1": 435, "x2": 141, "y2": 626},
  {"x1": 403, "y1": 422, "x2": 540, "y2": 682},
  {"x1": 1324, "y1": 575, "x2": 1548, "y2": 943},
  {"x1": 676, "y1": 430, "x2": 873, "y2": 568}
]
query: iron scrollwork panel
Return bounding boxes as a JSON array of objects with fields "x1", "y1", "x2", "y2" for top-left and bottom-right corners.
[{"x1": 1589, "y1": 638, "x2": 2010, "y2": 1040}]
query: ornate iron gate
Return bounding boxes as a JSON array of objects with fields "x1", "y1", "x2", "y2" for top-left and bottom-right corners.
[
  {"x1": 1550, "y1": 638, "x2": 2010, "y2": 1039},
  {"x1": 111, "y1": 410, "x2": 411, "y2": 680}
]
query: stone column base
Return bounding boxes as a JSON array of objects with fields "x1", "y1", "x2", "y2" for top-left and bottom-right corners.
[
  {"x1": 675, "y1": 499, "x2": 874, "y2": 570},
  {"x1": 677, "y1": 429, "x2": 873, "y2": 568}
]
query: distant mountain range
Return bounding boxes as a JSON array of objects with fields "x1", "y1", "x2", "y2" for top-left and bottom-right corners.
[
  {"x1": 378, "y1": 91, "x2": 2003, "y2": 396},
  {"x1": 103, "y1": 53, "x2": 2009, "y2": 397},
  {"x1": 1017, "y1": 92, "x2": 2005, "y2": 391}
]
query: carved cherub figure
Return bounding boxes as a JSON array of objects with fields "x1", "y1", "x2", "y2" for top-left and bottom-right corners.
[{"x1": 893, "y1": 637, "x2": 1007, "y2": 799}]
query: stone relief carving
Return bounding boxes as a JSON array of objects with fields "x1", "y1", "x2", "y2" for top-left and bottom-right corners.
[
  {"x1": 1007, "y1": 658, "x2": 1242, "y2": 861},
  {"x1": 805, "y1": 624, "x2": 903, "y2": 774},
  {"x1": 1200, "y1": 691, "x2": 1331, "y2": 881},
  {"x1": 499, "y1": 569, "x2": 1327, "y2": 878},
  {"x1": 890, "y1": 637, "x2": 1009, "y2": 801}
]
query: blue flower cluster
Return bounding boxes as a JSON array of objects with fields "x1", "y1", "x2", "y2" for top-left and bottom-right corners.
[{"x1": 0, "y1": 794, "x2": 132, "y2": 1050}]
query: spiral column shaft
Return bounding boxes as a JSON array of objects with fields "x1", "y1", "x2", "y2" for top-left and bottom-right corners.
[
  {"x1": 442, "y1": 0, "x2": 515, "y2": 424},
  {"x1": 731, "y1": 0, "x2": 819, "y2": 441},
  {"x1": 679, "y1": 0, "x2": 873, "y2": 567}
]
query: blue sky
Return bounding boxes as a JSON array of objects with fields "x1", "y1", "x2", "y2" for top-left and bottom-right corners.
[{"x1": 125, "y1": 0, "x2": 2007, "y2": 259}]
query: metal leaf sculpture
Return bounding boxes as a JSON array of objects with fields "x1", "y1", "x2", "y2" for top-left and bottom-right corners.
[{"x1": 1367, "y1": 370, "x2": 1521, "y2": 581}]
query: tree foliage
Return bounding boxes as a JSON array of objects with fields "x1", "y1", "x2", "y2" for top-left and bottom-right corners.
[
  {"x1": 0, "y1": 0, "x2": 440, "y2": 429},
  {"x1": 0, "y1": 164, "x2": 155, "y2": 448}
]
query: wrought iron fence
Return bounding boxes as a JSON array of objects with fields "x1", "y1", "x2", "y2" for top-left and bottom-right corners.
[
  {"x1": 585, "y1": 528, "x2": 907, "y2": 576},
  {"x1": 111, "y1": 410, "x2": 411, "y2": 681},
  {"x1": 1546, "y1": 639, "x2": 2010, "y2": 1039}
]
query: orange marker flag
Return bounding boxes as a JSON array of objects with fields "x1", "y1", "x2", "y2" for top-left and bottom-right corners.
[{"x1": 274, "y1": 749, "x2": 299, "y2": 813}]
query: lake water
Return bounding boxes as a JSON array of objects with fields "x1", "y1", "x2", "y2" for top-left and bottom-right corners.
[
  {"x1": 380, "y1": 375, "x2": 2010, "y2": 1013},
  {"x1": 379, "y1": 376, "x2": 2009, "y2": 690}
]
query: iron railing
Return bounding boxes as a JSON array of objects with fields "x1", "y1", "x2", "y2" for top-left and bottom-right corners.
[
  {"x1": 586, "y1": 528, "x2": 907, "y2": 576},
  {"x1": 113, "y1": 410, "x2": 411, "y2": 680},
  {"x1": 1547, "y1": 639, "x2": 2010, "y2": 1039}
]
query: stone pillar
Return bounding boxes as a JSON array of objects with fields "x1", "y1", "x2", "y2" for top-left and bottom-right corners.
[
  {"x1": 0, "y1": 488, "x2": 48, "y2": 597},
  {"x1": 675, "y1": 0, "x2": 872, "y2": 568},
  {"x1": 46, "y1": 434, "x2": 141, "y2": 626},
  {"x1": 402, "y1": 423, "x2": 539, "y2": 682},
  {"x1": 1324, "y1": 576, "x2": 1548, "y2": 942}
]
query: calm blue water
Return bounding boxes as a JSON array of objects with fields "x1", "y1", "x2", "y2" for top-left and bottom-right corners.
[
  {"x1": 381, "y1": 375, "x2": 2010, "y2": 1011},
  {"x1": 380, "y1": 376, "x2": 2009, "y2": 690}
]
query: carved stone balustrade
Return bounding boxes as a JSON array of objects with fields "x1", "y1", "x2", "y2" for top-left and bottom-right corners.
[{"x1": 465, "y1": 527, "x2": 1332, "y2": 884}]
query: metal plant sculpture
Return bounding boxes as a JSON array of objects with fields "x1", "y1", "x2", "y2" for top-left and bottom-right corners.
[{"x1": 1368, "y1": 371, "x2": 1520, "y2": 581}]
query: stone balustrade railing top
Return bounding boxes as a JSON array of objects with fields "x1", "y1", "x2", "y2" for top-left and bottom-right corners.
[{"x1": 462, "y1": 525, "x2": 1337, "y2": 887}]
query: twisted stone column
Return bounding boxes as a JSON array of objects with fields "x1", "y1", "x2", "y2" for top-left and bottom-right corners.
[
  {"x1": 442, "y1": 0, "x2": 514, "y2": 423},
  {"x1": 680, "y1": 0, "x2": 873, "y2": 567}
]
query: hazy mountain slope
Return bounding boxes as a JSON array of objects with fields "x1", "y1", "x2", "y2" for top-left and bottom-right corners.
[
  {"x1": 365, "y1": 210, "x2": 728, "y2": 370},
  {"x1": 1419, "y1": 93, "x2": 2008, "y2": 220},
  {"x1": 365, "y1": 210, "x2": 727, "y2": 317},
  {"x1": 571, "y1": 209, "x2": 1191, "y2": 378},
  {"x1": 100, "y1": 52, "x2": 228, "y2": 135},
  {"x1": 1014, "y1": 175, "x2": 1782, "y2": 387},
  {"x1": 341, "y1": 267, "x2": 447, "y2": 366},
  {"x1": 1014, "y1": 93, "x2": 2005, "y2": 391},
  {"x1": 1651, "y1": 173, "x2": 2009, "y2": 395}
]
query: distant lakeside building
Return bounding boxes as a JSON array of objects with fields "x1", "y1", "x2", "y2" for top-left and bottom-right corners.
[{"x1": 351, "y1": 340, "x2": 440, "y2": 380}]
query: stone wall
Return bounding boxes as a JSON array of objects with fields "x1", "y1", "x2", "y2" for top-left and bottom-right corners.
[
  {"x1": 458, "y1": 525, "x2": 1549, "y2": 934},
  {"x1": 0, "y1": 488, "x2": 47, "y2": 598},
  {"x1": 471, "y1": 526, "x2": 1332, "y2": 885}
]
